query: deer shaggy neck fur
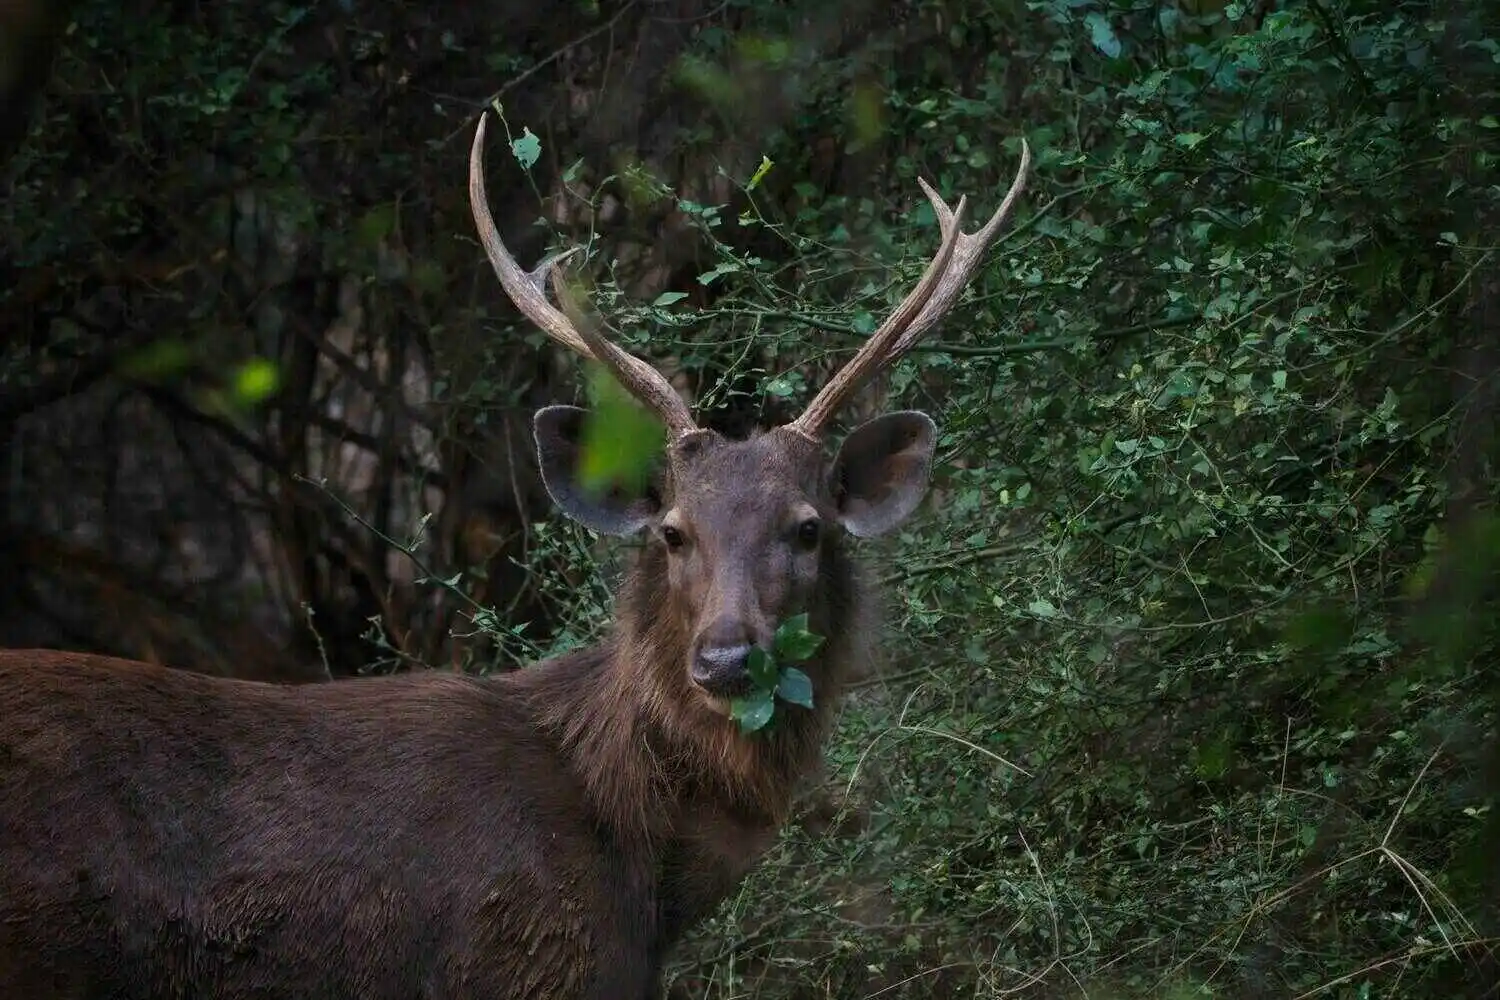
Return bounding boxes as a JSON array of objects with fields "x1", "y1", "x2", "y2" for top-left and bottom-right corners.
[{"x1": 529, "y1": 525, "x2": 869, "y2": 840}]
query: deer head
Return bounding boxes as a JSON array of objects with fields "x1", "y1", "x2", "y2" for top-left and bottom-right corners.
[{"x1": 469, "y1": 114, "x2": 1029, "y2": 705}]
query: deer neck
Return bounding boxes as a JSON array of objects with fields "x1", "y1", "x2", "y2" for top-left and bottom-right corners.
[{"x1": 529, "y1": 541, "x2": 870, "y2": 851}]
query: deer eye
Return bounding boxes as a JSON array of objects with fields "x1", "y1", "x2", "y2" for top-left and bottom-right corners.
[
  {"x1": 796, "y1": 518, "x2": 821, "y2": 549},
  {"x1": 661, "y1": 525, "x2": 685, "y2": 550}
]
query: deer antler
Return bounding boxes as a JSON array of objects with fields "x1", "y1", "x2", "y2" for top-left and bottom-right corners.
[
  {"x1": 468, "y1": 113, "x2": 699, "y2": 438},
  {"x1": 787, "y1": 140, "x2": 1033, "y2": 441}
]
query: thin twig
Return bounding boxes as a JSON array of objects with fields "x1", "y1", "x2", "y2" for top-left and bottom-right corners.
[{"x1": 438, "y1": 1, "x2": 640, "y2": 147}]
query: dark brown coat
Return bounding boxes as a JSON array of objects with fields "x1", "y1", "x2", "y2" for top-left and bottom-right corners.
[{"x1": 0, "y1": 422, "x2": 894, "y2": 1000}]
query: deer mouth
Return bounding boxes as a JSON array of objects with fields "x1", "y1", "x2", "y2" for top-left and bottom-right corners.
[
  {"x1": 698, "y1": 692, "x2": 736, "y2": 717},
  {"x1": 692, "y1": 676, "x2": 755, "y2": 706}
]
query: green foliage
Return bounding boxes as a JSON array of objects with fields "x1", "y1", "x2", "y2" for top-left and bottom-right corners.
[
  {"x1": 578, "y1": 364, "x2": 665, "y2": 498},
  {"x1": 730, "y1": 613, "x2": 824, "y2": 734},
  {"x1": 229, "y1": 357, "x2": 280, "y2": 406}
]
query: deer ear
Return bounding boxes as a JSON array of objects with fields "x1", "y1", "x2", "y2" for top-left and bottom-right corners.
[
  {"x1": 829, "y1": 411, "x2": 938, "y2": 538},
  {"x1": 533, "y1": 405, "x2": 661, "y2": 536}
]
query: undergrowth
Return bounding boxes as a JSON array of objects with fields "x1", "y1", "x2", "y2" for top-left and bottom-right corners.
[{"x1": 499, "y1": 1, "x2": 1500, "y2": 995}]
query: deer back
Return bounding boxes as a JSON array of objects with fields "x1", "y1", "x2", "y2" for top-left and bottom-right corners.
[{"x1": 0, "y1": 647, "x2": 656, "y2": 999}]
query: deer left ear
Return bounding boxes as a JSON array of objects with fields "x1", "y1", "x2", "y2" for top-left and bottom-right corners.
[
  {"x1": 534, "y1": 405, "x2": 662, "y2": 535},
  {"x1": 829, "y1": 411, "x2": 938, "y2": 538}
]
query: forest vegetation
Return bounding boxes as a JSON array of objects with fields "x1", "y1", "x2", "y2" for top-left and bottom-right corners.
[{"x1": 1, "y1": 0, "x2": 1496, "y2": 996}]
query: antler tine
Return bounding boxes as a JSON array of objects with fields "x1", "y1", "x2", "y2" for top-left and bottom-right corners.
[
  {"x1": 787, "y1": 139, "x2": 1032, "y2": 440},
  {"x1": 785, "y1": 184, "x2": 968, "y2": 441},
  {"x1": 468, "y1": 113, "x2": 698, "y2": 437},
  {"x1": 890, "y1": 138, "x2": 1032, "y2": 356},
  {"x1": 543, "y1": 264, "x2": 696, "y2": 436}
]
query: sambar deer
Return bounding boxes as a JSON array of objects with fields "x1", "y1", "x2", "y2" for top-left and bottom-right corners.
[{"x1": 0, "y1": 113, "x2": 1029, "y2": 999}]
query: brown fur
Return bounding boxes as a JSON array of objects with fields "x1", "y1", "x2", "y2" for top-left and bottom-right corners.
[{"x1": 0, "y1": 424, "x2": 886, "y2": 1000}]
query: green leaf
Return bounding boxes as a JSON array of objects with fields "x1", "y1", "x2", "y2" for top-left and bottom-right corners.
[
  {"x1": 730, "y1": 691, "x2": 775, "y2": 733},
  {"x1": 1085, "y1": 12, "x2": 1122, "y2": 58},
  {"x1": 773, "y1": 613, "x2": 824, "y2": 662},
  {"x1": 1028, "y1": 598, "x2": 1058, "y2": 618},
  {"x1": 652, "y1": 291, "x2": 688, "y2": 306},
  {"x1": 232, "y1": 357, "x2": 281, "y2": 405},
  {"x1": 746, "y1": 646, "x2": 779, "y2": 689},
  {"x1": 775, "y1": 612, "x2": 808, "y2": 637},
  {"x1": 578, "y1": 365, "x2": 664, "y2": 498},
  {"x1": 118, "y1": 339, "x2": 194, "y2": 380},
  {"x1": 510, "y1": 127, "x2": 541, "y2": 170},
  {"x1": 746, "y1": 155, "x2": 773, "y2": 191},
  {"x1": 851, "y1": 83, "x2": 884, "y2": 145},
  {"x1": 697, "y1": 261, "x2": 741, "y2": 286},
  {"x1": 776, "y1": 667, "x2": 815, "y2": 709}
]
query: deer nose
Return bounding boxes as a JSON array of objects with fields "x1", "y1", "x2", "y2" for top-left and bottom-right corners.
[{"x1": 691, "y1": 643, "x2": 753, "y2": 696}]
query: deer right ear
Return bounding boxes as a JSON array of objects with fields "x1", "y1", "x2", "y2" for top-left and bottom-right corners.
[
  {"x1": 533, "y1": 405, "x2": 661, "y2": 536},
  {"x1": 829, "y1": 410, "x2": 938, "y2": 538}
]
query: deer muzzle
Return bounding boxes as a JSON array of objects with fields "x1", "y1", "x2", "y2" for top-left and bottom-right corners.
[{"x1": 691, "y1": 643, "x2": 753, "y2": 697}]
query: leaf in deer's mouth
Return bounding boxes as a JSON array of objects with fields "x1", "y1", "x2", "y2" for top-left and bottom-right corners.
[
  {"x1": 731, "y1": 690, "x2": 775, "y2": 733},
  {"x1": 728, "y1": 617, "x2": 823, "y2": 734},
  {"x1": 773, "y1": 613, "x2": 825, "y2": 662},
  {"x1": 746, "y1": 647, "x2": 779, "y2": 689},
  {"x1": 775, "y1": 667, "x2": 814, "y2": 709}
]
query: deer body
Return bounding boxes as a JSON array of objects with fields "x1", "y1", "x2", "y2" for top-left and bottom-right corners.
[
  {"x1": 0, "y1": 115, "x2": 1028, "y2": 998},
  {"x1": 1, "y1": 648, "x2": 654, "y2": 999},
  {"x1": 0, "y1": 435, "x2": 870, "y2": 1000}
]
